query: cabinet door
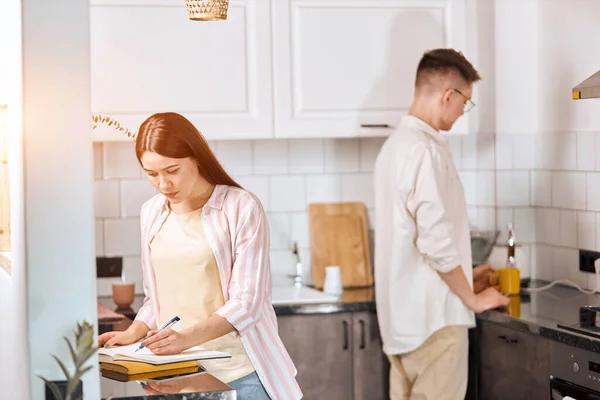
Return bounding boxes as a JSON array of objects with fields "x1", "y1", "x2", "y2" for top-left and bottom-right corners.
[
  {"x1": 352, "y1": 311, "x2": 389, "y2": 400},
  {"x1": 278, "y1": 313, "x2": 353, "y2": 400},
  {"x1": 272, "y1": 0, "x2": 473, "y2": 138},
  {"x1": 90, "y1": 0, "x2": 273, "y2": 141},
  {"x1": 478, "y1": 321, "x2": 552, "y2": 400}
]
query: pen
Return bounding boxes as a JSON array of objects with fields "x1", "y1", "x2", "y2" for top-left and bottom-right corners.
[{"x1": 134, "y1": 315, "x2": 180, "y2": 352}]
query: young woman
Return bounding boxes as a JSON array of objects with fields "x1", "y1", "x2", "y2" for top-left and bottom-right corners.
[{"x1": 98, "y1": 112, "x2": 302, "y2": 400}]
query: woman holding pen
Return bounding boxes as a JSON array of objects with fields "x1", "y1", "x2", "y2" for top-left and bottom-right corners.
[{"x1": 97, "y1": 112, "x2": 302, "y2": 400}]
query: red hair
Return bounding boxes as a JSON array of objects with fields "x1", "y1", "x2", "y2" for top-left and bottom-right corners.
[{"x1": 136, "y1": 112, "x2": 241, "y2": 188}]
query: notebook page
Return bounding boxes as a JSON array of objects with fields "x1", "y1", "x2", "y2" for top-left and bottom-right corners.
[{"x1": 99, "y1": 343, "x2": 230, "y2": 365}]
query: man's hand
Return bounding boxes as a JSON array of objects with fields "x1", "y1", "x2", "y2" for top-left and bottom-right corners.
[
  {"x1": 473, "y1": 264, "x2": 496, "y2": 294},
  {"x1": 470, "y1": 287, "x2": 510, "y2": 314}
]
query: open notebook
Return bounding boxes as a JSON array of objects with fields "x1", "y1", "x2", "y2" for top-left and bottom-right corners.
[{"x1": 98, "y1": 343, "x2": 231, "y2": 365}]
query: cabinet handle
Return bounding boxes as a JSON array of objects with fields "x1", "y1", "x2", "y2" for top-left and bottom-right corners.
[
  {"x1": 497, "y1": 334, "x2": 518, "y2": 344},
  {"x1": 360, "y1": 124, "x2": 393, "y2": 128},
  {"x1": 359, "y1": 319, "x2": 366, "y2": 349},
  {"x1": 342, "y1": 320, "x2": 349, "y2": 350}
]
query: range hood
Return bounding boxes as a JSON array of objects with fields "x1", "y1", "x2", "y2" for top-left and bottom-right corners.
[{"x1": 573, "y1": 70, "x2": 600, "y2": 100}]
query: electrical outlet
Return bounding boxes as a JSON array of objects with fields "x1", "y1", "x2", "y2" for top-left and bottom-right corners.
[
  {"x1": 579, "y1": 249, "x2": 600, "y2": 273},
  {"x1": 96, "y1": 256, "x2": 123, "y2": 278}
]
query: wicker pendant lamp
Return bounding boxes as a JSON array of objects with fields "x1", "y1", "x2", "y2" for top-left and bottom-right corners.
[{"x1": 185, "y1": 0, "x2": 229, "y2": 21}]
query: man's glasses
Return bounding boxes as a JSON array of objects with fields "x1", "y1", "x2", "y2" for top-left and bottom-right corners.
[{"x1": 452, "y1": 89, "x2": 476, "y2": 113}]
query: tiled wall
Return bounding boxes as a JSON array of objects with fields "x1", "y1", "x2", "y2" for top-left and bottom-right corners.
[
  {"x1": 94, "y1": 134, "x2": 495, "y2": 295},
  {"x1": 496, "y1": 132, "x2": 600, "y2": 290}
]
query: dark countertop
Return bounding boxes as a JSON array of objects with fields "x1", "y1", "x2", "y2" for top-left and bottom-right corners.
[{"x1": 478, "y1": 280, "x2": 600, "y2": 353}]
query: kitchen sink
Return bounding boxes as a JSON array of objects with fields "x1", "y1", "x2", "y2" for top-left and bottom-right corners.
[{"x1": 271, "y1": 285, "x2": 340, "y2": 306}]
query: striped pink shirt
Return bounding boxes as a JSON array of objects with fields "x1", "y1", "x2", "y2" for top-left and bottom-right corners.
[{"x1": 135, "y1": 184, "x2": 302, "y2": 400}]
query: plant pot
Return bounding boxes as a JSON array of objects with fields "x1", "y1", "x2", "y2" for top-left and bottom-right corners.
[{"x1": 45, "y1": 380, "x2": 83, "y2": 400}]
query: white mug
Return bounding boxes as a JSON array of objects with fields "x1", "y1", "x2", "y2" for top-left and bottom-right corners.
[{"x1": 323, "y1": 265, "x2": 342, "y2": 295}]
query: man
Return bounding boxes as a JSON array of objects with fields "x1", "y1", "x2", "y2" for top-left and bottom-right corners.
[{"x1": 374, "y1": 48, "x2": 510, "y2": 400}]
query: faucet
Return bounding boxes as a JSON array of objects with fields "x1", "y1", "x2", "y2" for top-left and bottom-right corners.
[{"x1": 289, "y1": 241, "x2": 303, "y2": 287}]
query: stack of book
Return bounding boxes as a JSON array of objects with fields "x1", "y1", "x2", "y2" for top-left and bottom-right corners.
[{"x1": 98, "y1": 343, "x2": 230, "y2": 382}]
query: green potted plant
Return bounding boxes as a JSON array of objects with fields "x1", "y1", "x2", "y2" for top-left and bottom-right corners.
[{"x1": 39, "y1": 321, "x2": 98, "y2": 400}]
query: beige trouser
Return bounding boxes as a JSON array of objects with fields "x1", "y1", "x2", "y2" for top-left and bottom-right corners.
[{"x1": 387, "y1": 325, "x2": 468, "y2": 400}]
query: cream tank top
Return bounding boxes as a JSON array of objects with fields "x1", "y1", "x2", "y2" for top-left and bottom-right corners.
[{"x1": 149, "y1": 207, "x2": 255, "y2": 383}]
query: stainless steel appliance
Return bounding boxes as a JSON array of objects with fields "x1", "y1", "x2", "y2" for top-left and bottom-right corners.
[
  {"x1": 550, "y1": 341, "x2": 600, "y2": 399},
  {"x1": 552, "y1": 306, "x2": 600, "y2": 399}
]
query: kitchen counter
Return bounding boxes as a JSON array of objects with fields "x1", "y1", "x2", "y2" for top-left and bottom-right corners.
[{"x1": 479, "y1": 280, "x2": 600, "y2": 353}]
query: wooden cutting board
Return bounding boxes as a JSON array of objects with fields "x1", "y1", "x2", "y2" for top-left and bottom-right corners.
[{"x1": 309, "y1": 202, "x2": 373, "y2": 289}]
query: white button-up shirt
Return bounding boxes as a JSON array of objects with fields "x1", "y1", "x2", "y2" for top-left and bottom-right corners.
[{"x1": 374, "y1": 115, "x2": 475, "y2": 355}]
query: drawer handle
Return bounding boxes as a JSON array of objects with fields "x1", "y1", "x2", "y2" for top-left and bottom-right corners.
[
  {"x1": 359, "y1": 319, "x2": 366, "y2": 349},
  {"x1": 497, "y1": 334, "x2": 518, "y2": 344},
  {"x1": 342, "y1": 320, "x2": 349, "y2": 350},
  {"x1": 360, "y1": 124, "x2": 393, "y2": 128}
]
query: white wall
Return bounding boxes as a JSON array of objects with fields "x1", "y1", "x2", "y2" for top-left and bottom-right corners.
[
  {"x1": 492, "y1": 0, "x2": 600, "y2": 286},
  {"x1": 0, "y1": 0, "x2": 29, "y2": 398},
  {"x1": 21, "y1": 0, "x2": 99, "y2": 398}
]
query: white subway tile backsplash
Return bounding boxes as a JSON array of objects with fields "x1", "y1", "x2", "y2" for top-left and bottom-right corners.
[
  {"x1": 359, "y1": 138, "x2": 386, "y2": 172},
  {"x1": 305, "y1": 175, "x2": 341, "y2": 204},
  {"x1": 103, "y1": 142, "x2": 142, "y2": 179},
  {"x1": 459, "y1": 172, "x2": 477, "y2": 206},
  {"x1": 267, "y1": 213, "x2": 291, "y2": 250},
  {"x1": 120, "y1": 179, "x2": 158, "y2": 217},
  {"x1": 494, "y1": 135, "x2": 513, "y2": 170},
  {"x1": 531, "y1": 171, "x2": 552, "y2": 207},
  {"x1": 341, "y1": 174, "x2": 374, "y2": 208},
  {"x1": 290, "y1": 212, "x2": 310, "y2": 248},
  {"x1": 94, "y1": 180, "x2": 120, "y2": 218},
  {"x1": 216, "y1": 141, "x2": 252, "y2": 176},
  {"x1": 476, "y1": 171, "x2": 496, "y2": 206},
  {"x1": 324, "y1": 139, "x2": 359, "y2": 173},
  {"x1": 559, "y1": 210, "x2": 577, "y2": 248},
  {"x1": 554, "y1": 247, "x2": 585, "y2": 288},
  {"x1": 586, "y1": 172, "x2": 600, "y2": 212},
  {"x1": 578, "y1": 211, "x2": 596, "y2": 251},
  {"x1": 555, "y1": 133, "x2": 578, "y2": 171},
  {"x1": 95, "y1": 219, "x2": 104, "y2": 256},
  {"x1": 513, "y1": 208, "x2": 535, "y2": 243},
  {"x1": 532, "y1": 245, "x2": 554, "y2": 282},
  {"x1": 289, "y1": 140, "x2": 324, "y2": 174},
  {"x1": 123, "y1": 256, "x2": 144, "y2": 295},
  {"x1": 513, "y1": 135, "x2": 534, "y2": 169},
  {"x1": 269, "y1": 249, "x2": 296, "y2": 284},
  {"x1": 476, "y1": 134, "x2": 496, "y2": 170},
  {"x1": 446, "y1": 136, "x2": 462, "y2": 170},
  {"x1": 577, "y1": 132, "x2": 596, "y2": 171},
  {"x1": 496, "y1": 208, "x2": 514, "y2": 244},
  {"x1": 496, "y1": 171, "x2": 529, "y2": 206},
  {"x1": 104, "y1": 218, "x2": 141, "y2": 256},
  {"x1": 94, "y1": 130, "x2": 600, "y2": 287},
  {"x1": 270, "y1": 176, "x2": 306, "y2": 212},
  {"x1": 552, "y1": 172, "x2": 586, "y2": 210},
  {"x1": 476, "y1": 207, "x2": 496, "y2": 231},
  {"x1": 253, "y1": 140, "x2": 289, "y2": 175},
  {"x1": 461, "y1": 134, "x2": 477, "y2": 170},
  {"x1": 538, "y1": 208, "x2": 560, "y2": 246}
]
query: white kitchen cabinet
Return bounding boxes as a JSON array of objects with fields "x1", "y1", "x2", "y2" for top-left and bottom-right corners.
[
  {"x1": 271, "y1": 0, "x2": 474, "y2": 138},
  {"x1": 89, "y1": 0, "x2": 273, "y2": 141}
]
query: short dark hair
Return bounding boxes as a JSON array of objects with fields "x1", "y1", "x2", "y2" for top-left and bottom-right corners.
[{"x1": 415, "y1": 48, "x2": 481, "y2": 87}]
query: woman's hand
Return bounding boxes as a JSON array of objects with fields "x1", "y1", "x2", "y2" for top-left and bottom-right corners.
[
  {"x1": 98, "y1": 330, "x2": 139, "y2": 348},
  {"x1": 98, "y1": 321, "x2": 150, "y2": 348},
  {"x1": 143, "y1": 328, "x2": 191, "y2": 355}
]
